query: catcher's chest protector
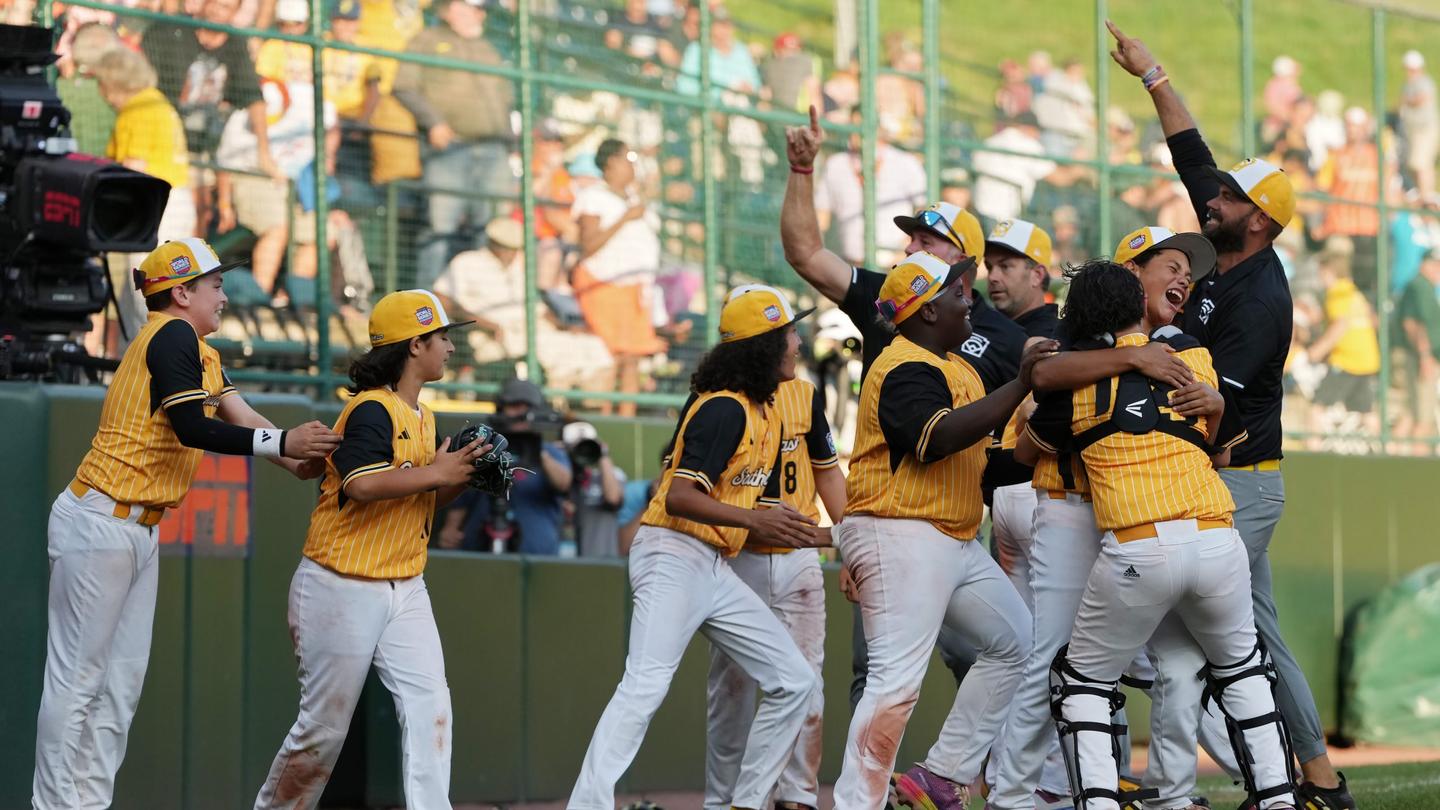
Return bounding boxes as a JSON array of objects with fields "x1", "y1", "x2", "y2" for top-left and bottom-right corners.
[{"x1": 1072, "y1": 333, "x2": 1209, "y2": 454}]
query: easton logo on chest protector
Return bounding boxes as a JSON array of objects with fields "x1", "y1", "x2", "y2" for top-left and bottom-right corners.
[{"x1": 1072, "y1": 334, "x2": 1209, "y2": 453}]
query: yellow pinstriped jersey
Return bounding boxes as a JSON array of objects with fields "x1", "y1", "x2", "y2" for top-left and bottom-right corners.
[
  {"x1": 1028, "y1": 333, "x2": 1235, "y2": 531},
  {"x1": 643, "y1": 390, "x2": 781, "y2": 556},
  {"x1": 846, "y1": 335, "x2": 988, "y2": 541},
  {"x1": 75, "y1": 313, "x2": 235, "y2": 508},
  {"x1": 747, "y1": 379, "x2": 839, "y2": 552},
  {"x1": 303, "y1": 388, "x2": 437, "y2": 579},
  {"x1": 1030, "y1": 452, "x2": 1089, "y2": 494}
]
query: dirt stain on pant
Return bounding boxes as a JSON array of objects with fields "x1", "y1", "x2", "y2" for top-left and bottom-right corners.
[
  {"x1": 272, "y1": 748, "x2": 330, "y2": 807},
  {"x1": 855, "y1": 688, "x2": 920, "y2": 795}
]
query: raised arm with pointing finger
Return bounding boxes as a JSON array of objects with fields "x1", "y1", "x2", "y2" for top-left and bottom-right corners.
[{"x1": 781, "y1": 105, "x2": 853, "y2": 304}]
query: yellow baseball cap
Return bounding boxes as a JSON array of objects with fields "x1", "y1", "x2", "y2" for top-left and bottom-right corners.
[
  {"x1": 985, "y1": 218, "x2": 1053, "y2": 267},
  {"x1": 875, "y1": 251, "x2": 965, "y2": 325},
  {"x1": 894, "y1": 202, "x2": 985, "y2": 263},
  {"x1": 1113, "y1": 226, "x2": 1218, "y2": 282},
  {"x1": 1206, "y1": 157, "x2": 1295, "y2": 228},
  {"x1": 719, "y1": 284, "x2": 813, "y2": 343},
  {"x1": 132, "y1": 237, "x2": 247, "y2": 297},
  {"x1": 368, "y1": 290, "x2": 474, "y2": 347}
]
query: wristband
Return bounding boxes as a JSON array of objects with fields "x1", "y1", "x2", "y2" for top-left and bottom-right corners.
[
  {"x1": 789, "y1": 164, "x2": 814, "y2": 175},
  {"x1": 1140, "y1": 64, "x2": 1162, "y2": 84},
  {"x1": 253, "y1": 427, "x2": 286, "y2": 458},
  {"x1": 1146, "y1": 75, "x2": 1171, "y2": 93}
]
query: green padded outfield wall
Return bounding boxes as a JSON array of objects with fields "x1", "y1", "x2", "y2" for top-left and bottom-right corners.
[{"x1": 3, "y1": 383, "x2": 1438, "y2": 807}]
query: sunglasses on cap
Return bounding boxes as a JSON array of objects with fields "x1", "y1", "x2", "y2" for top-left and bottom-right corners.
[{"x1": 917, "y1": 209, "x2": 965, "y2": 252}]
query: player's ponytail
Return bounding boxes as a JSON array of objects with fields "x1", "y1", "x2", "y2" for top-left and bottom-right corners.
[{"x1": 347, "y1": 341, "x2": 415, "y2": 394}]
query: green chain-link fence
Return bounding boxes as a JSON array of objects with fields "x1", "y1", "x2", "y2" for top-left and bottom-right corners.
[{"x1": 18, "y1": 0, "x2": 1440, "y2": 452}]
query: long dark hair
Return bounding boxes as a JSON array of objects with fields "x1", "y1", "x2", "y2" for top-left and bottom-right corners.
[
  {"x1": 689, "y1": 327, "x2": 789, "y2": 404},
  {"x1": 347, "y1": 334, "x2": 435, "y2": 394},
  {"x1": 1059, "y1": 259, "x2": 1145, "y2": 345}
]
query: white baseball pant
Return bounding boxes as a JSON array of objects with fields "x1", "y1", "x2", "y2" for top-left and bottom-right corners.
[
  {"x1": 569, "y1": 527, "x2": 816, "y2": 810},
  {"x1": 987, "y1": 494, "x2": 1240, "y2": 810},
  {"x1": 1061, "y1": 522, "x2": 1295, "y2": 810},
  {"x1": 255, "y1": 557, "x2": 453, "y2": 810},
  {"x1": 34, "y1": 486, "x2": 160, "y2": 810},
  {"x1": 705, "y1": 549, "x2": 826, "y2": 810},
  {"x1": 832, "y1": 516, "x2": 1032, "y2": 810}
]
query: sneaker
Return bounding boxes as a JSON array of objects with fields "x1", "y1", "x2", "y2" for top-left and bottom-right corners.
[
  {"x1": 1297, "y1": 771, "x2": 1358, "y2": 809},
  {"x1": 894, "y1": 765, "x2": 971, "y2": 810}
]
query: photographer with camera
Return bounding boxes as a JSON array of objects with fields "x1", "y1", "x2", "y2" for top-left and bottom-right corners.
[
  {"x1": 563, "y1": 420, "x2": 627, "y2": 557},
  {"x1": 437, "y1": 378, "x2": 574, "y2": 555}
]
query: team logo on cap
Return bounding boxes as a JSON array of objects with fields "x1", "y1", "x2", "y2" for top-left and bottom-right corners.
[
  {"x1": 909, "y1": 275, "x2": 931, "y2": 295},
  {"x1": 763, "y1": 305, "x2": 782, "y2": 322},
  {"x1": 170, "y1": 256, "x2": 193, "y2": 275},
  {"x1": 1129, "y1": 234, "x2": 1148, "y2": 250},
  {"x1": 415, "y1": 306, "x2": 435, "y2": 326},
  {"x1": 991, "y1": 220, "x2": 1013, "y2": 237}
]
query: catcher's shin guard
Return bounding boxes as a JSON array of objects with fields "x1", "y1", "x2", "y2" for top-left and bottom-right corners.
[
  {"x1": 1049, "y1": 646, "x2": 1157, "y2": 809},
  {"x1": 1202, "y1": 644, "x2": 1298, "y2": 809}
]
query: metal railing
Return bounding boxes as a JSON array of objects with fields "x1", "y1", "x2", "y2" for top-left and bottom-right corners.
[{"x1": 28, "y1": 0, "x2": 1440, "y2": 452}]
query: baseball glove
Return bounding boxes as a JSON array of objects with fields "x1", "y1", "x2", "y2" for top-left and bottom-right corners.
[{"x1": 453, "y1": 423, "x2": 519, "y2": 497}]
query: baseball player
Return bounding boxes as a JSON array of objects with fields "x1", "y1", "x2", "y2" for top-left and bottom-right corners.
[
  {"x1": 831, "y1": 252, "x2": 1053, "y2": 809},
  {"x1": 781, "y1": 106, "x2": 1029, "y2": 710},
  {"x1": 569, "y1": 286, "x2": 822, "y2": 810},
  {"x1": 254, "y1": 290, "x2": 490, "y2": 810},
  {"x1": 704, "y1": 376, "x2": 846, "y2": 810},
  {"x1": 993, "y1": 227, "x2": 1238, "y2": 810},
  {"x1": 34, "y1": 239, "x2": 340, "y2": 810},
  {"x1": 1105, "y1": 21, "x2": 1355, "y2": 806},
  {"x1": 1024, "y1": 260, "x2": 1296, "y2": 810}
]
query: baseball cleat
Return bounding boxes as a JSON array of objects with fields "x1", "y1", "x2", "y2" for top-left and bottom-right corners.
[
  {"x1": 893, "y1": 764, "x2": 971, "y2": 810},
  {"x1": 1297, "y1": 770, "x2": 1358, "y2": 809},
  {"x1": 1033, "y1": 786, "x2": 1074, "y2": 809}
]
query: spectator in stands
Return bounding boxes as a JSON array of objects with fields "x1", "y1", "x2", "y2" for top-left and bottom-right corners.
[
  {"x1": 1262, "y1": 55, "x2": 1303, "y2": 146},
  {"x1": 446, "y1": 379, "x2": 574, "y2": 554},
  {"x1": 994, "y1": 58, "x2": 1032, "y2": 122},
  {"x1": 56, "y1": 22, "x2": 119, "y2": 159},
  {"x1": 215, "y1": 35, "x2": 340, "y2": 300},
  {"x1": 972, "y1": 111, "x2": 1056, "y2": 226},
  {"x1": 1400, "y1": 50, "x2": 1439, "y2": 201},
  {"x1": 1317, "y1": 107, "x2": 1389, "y2": 298},
  {"x1": 605, "y1": 0, "x2": 676, "y2": 71},
  {"x1": 1106, "y1": 106, "x2": 1140, "y2": 165},
  {"x1": 572, "y1": 139, "x2": 667, "y2": 418},
  {"x1": 143, "y1": 0, "x2": 281, "y2": 233},
  {"x1": 1033, "y1": 57, "x2": 1092, "y2": 157},
  {"x1": 1146, "y1": 143, "x2": 1201, "y2": 234},
  {"x1": 394, "y1": 0, "x2": 515, "y2": 288},
  {"x1": 1389, "y1": 194, "x2": 1440, "y2": 298},
  {"x1": 435, "y1": 217, "x2": 615, "y2": 393},
  {"x1": 1266, "y1": 94, "x2": 1315, "y2": 165},
  {"x1": 1309, "y1": 236, "x2": 1382, "y2": 438},
  {"x1": 763, "y1": 32, "x2": 820, "y2": 114},
  {"x1": 1307, "y1": 89, "x2": 1347, "y2": 172},
  {"x1": 676, "y1": 6, "x2": 759, "y2": 100},
  {"x1": 822, "y1": 60, "x2": 860, "y2": 123},
  {"x1": 1397, "y1": 247, "x2": 1440, "y2": 450},
  {"x1": 562, "y1": 421, "x2": 626, "y2": 557},
  {"x1": 814, "y1": 108, "x2": 927, "y2": 266},
  {"x1": 1025, "y1": 49, "x2": 1056, "y2": 96},
  {"x1": 94, "y1": 46, "x2": 194, "y2": 350},
  {"x1": 528, "y1": 120, "x2": 577, "y2": 292},
  {"x1": 1048, "y1": 204, "x2": 1085, "y2": 282},
  {"x1": 874, "y1": 35, "x2": 925, "y2": 147},
  {"x1": 254, "y1": 0, "x2": 311, "y2": 83}
]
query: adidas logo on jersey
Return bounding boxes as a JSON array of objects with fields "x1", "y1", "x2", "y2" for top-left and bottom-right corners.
[
  {"x1": 1122, "y1": 565, "x2": 1141, "y2": 579},
  {"x1": 399, "y1": 428, "x2": 411, "y2": 440}
]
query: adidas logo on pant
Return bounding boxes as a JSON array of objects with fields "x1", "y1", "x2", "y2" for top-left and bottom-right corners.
[{"x1": 1122, "y1": 565, "x2": 1141, "y2": 579}]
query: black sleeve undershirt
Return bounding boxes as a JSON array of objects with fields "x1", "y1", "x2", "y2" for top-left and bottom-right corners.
[
  {"x1": 806, "y1": 390, "x2": 838, "y2": 464},
  {"x1": 675, "y1": 397, "x2": 747, "y2": 490},
  {"x1": 149, "y1": 319, "x2": 257, "y2": 455},
  {"x1": 332, "y1": 401, "x2": 395, "y2": 482}
]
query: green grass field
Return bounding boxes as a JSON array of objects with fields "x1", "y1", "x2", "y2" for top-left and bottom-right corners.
[
  {"x1": 727, "y1": 0, "x2": 1440, "y2": 160},
  {"x1": 971, "y1": 761, "x2": 1440, "y2": 809}
]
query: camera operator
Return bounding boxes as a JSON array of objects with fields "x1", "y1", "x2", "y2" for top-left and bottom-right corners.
[
  {"x1": 437, "y1": 378, "x2": 573, "y2": 554},
  {"x1": 563, "y1": 421, "x2": 626, "y2": 557}
]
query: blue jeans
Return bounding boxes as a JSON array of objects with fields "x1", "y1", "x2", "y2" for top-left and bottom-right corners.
[{"x1": 417, "y1": 140, "x2": 512, "y2": 288}]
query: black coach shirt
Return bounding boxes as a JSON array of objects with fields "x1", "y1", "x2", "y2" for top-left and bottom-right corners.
[
  {"x1": 1168, "y1": 127, "x2": 1292, "y2": 467},
  {"x1": 1013, "y1": 302, "x2": 1060, "y2": 339},
  {"x1": 841, "y1": 266, "x2": 1027, "y2": 391}
]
